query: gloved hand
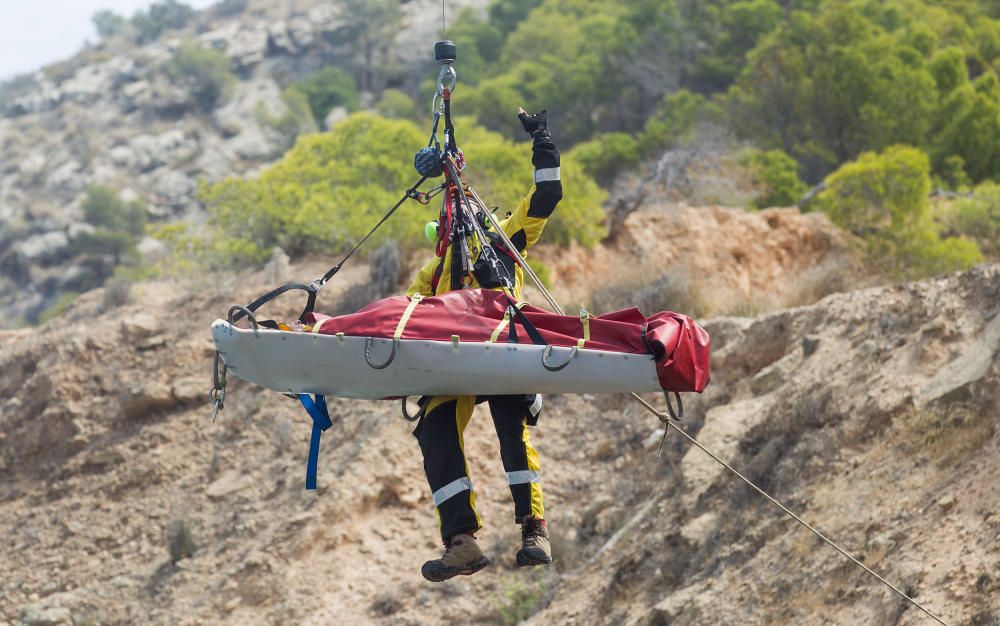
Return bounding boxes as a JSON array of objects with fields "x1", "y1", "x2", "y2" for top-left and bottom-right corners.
[{"x1": 517, "y1": 107, "x2": 548, "y2": 137}]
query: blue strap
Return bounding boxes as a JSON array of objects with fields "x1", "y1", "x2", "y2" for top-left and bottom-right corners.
[{"x1": 297, "y1": 394, "x2": 333, "y2": 490}]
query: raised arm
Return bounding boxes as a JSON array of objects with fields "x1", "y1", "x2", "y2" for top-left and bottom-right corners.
[{"x1": 498, "y1": 108, "x2": 563, "y2": 252}]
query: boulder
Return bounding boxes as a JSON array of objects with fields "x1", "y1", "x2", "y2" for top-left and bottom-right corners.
[
  {"x1": 267, "y1": 21, "x2": 297, "y2": 55},
  {"x1": 226, "y1": 27, "x2": 270, "y2": 70},
  {"x1": 44, "y1": 161, "x2": 88, "y2": 201},
  {"x1": 18, "y1": 604, "x2": 71, "y2": 626},
  {"x1": 16, "y1": 231, "x2": 69, "y2": 263},
  {"x1": 121, "y1": 312, "x2": 161, "y2": 341},
  {"x1": 151, "y1": 169, "x2": 196, "y2": 211},
  {"x1": 286, "y1": 17, "x2": 315, "y2": 49},
  {"x1": 323, "y1": 106, "x2": 349, "y2": 130},
  {"x1": 120, "y1": 381, "x2": 175, "y2": 420}
]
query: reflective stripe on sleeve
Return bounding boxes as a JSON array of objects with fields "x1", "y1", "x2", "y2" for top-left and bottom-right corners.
[
  {"x1": 432, "y1": 476, "x2": 473, "y2": 506},
  {"x1": 534, "y1": 167, "x2": 561, "y2": 183},
  {"x1": 529, "y1": 394, "x2": 543, "y2": 417},
  {"x1": 507, "y1": 470, "x2": 541, "y2": 485}
]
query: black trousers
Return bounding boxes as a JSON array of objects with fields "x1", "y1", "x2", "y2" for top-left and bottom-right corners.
[{"x1": 414, "y1": 394, "x2": 544, "y2": 541}]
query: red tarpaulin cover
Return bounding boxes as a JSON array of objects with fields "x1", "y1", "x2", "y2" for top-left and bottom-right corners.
[{"x1": 307, "y1": 289, "x2": 710, "y2": 393}]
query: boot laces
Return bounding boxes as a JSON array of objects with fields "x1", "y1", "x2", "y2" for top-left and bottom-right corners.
[{"x1": 521, "y1": 517, "x2": 545, "y2": 547}]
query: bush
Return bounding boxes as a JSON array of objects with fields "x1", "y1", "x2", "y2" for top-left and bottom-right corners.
[
  {"x1": 92, "y1": 10, "x2": 128, "y2": 39},
  {"x1": 639, "y1": 90, "x2": 718, "y2": 157},
  {"x1": 568, "y1": 132, "x2": 641, "y2": 186},
  {"x1": 376, "y1": 89, "x2": 417, "y2": 120},
  {"x1": 817, "y1": 145, "x2": 982, "y2": 278},
  {"x1": 950, "y1": 182, "x2": 1000, "y2": 257},
  {"x1": 163, "y1": 40, "x2": 236, "y2": 111},
  {"x1": 195, "y1": 112, "x2": 606, "y2": 267},
  {"x1": 82, "y1": 185, "x2": 146, "y2": 236},
  {"x1": 257, "y1": 86, "x2": 318, "y2": 152},
  {"x1": 739, "y1": 148, "x2": 808, "y2": 208},
  {"x1": 289, "y1": 67, "x2": 359, "y2": 127},
  {"x1": 131, "y1": 0, "x2": 194, "y2": 44}
]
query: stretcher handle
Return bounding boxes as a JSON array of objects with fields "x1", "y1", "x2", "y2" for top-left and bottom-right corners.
[
  {"x1": 541, "y1": 345, "x2": 578, "y2": 372},
  {"x1": 364, "y1": 337, "x2": 398, "y2": 369}
]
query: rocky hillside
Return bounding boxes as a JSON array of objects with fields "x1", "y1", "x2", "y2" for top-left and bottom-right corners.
[
  {"x1": 0, "y1": 0, "x2": 482, "y2": 326},
  {"x1": 1, "y1": 223, "x2": 997, "y2": 626}
]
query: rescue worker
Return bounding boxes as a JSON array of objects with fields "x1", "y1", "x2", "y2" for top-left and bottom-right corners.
[{"x1": 406, "y1": 107, "x2": 562, "y2": 582}]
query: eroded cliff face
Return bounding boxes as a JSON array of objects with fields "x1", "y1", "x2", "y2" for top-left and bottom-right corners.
[
  {"x1": 0, "y1": 0, "x2": 483, "y2": 326},
  {"x1": 1, "y1": 251, "x2": 997, "y2": 625}
]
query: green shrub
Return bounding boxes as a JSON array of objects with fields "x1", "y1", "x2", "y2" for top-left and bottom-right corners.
[
  {"x1": 739, "y1": 148, "x2": 808, "y2": 208},
  {"x1": 568, "y1": 132, "x2": 641, "y2": 186},
  {"x1": 816, "y1": 145, "x2": 982, "y2": 278},
  {"x1": 950, "y1": 181, "x2": 1000, "y2": 257},
  {"x1": 131, "y1": 0, "x2": 194, "y2": 44},
  {"x1": 376, "y1": 89, "x2": 417, "y2": 120},
  {"x1": 82, "y1": 185, "x2": 146, "y2": 236},
  {"x1": 257, "y1": 86, "x2": 318, "y2": 151},
  {"x1": 163, "y1": 40, "x2": 235, "y2": 111},
  {"x1": 639, "y1": 90, "x2": 718, "y2": 157},
  {"x1": 289, "y1": 67, "x2": 359, "y2": 127},
  {"x1": 194, "y1": 112, "x2": 606, "y2": 268},
  {"x1": 92, "y1": 10, "x2": 128, "y2": 39}
]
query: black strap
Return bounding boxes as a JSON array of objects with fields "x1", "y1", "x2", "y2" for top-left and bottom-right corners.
[
  {"x1": 505, "y1": 299, "x2": 547, "y2": 346},
  {"x1": 319, "y1": 175, "x2": 428, "y2": 286}
]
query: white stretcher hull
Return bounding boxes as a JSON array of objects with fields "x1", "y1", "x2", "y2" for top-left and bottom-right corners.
[{"x1": 212, "y1": 319, "x2": 662, "y2": 399}]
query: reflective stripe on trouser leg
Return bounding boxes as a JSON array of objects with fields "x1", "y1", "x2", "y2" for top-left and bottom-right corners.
[
  {"x1": 488, "y1": 395, "x2": 544, "y2": 523},
  {"x1": 415, "y1": 395, "x2": 481, "y2": 540}
]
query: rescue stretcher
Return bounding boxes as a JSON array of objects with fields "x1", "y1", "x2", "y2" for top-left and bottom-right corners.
[{"x1": 211, "y1": 288, "x2": 711, "y2": 400}]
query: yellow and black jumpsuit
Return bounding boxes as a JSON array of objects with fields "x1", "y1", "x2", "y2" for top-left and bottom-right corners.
[{"x1": 406, "y1": 132, "x2": 562, "y2": 541}]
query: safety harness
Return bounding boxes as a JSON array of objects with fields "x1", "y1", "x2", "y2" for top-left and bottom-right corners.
[{"x1": 211, "y1": 39, "x2": 574, "y2": 491}]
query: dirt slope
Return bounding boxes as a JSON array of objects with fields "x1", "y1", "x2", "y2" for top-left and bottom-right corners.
[
  {"x1": 1, "y1": 243, "x2": 997, "y2": 624},
  {"x1": 535, "y1": 203, "x2": 855, "y2": 316}
]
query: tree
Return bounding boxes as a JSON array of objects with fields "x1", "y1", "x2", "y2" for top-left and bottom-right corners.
[
  {"x1": 194, "y1": 113, "x2": 606, "y2": 266},
  {"x1": 163, "y1": 40, "x2": 236, "y2": 111},
  {"x1": 131, "y1": 0, "x2": 194, "y2": 44},
  {"x1": 92, "y1": 10, "x2": 128, "y2": 39}
]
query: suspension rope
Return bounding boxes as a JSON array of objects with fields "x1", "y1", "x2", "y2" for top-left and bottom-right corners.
[
  {"x1": 441, "y1": 0, "x2": 447, "y2": 38},
  {"x1": 629, "y1": 394, "x2": 951, "y2": 626}
]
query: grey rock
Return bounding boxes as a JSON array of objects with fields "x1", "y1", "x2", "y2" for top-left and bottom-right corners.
[
  {"x1": 18, "y1": 604, "x2": 71, "y2": 626},
  {"x1": 324, "y1": 105, "x2": 349, "y2": 130},
  {"x1": 45, "y1": 161, "x2": 88, "y2": 200},
  {"x1": 18, "y1": 152, "x2": 47, "y2": 182},
  {"x1": 128, "y1": 135, "x2": 162, "y2": 172},
  {"x1": 121, "y1": 312, "x2": 161, "y2": 341},
  {"x1": 16, "y1": 231, "x2": 69, "y2": 263},
  {"x1": 120, "y1": 381, "x2": 175, "y2": 419},
  {"x1": 151, "y1": 169, "x2": 195, "y2": 210},
  {"x1": 286, "y1": 17, "x2": 315, "y2": 49},
  {"x1": 136, "y1": 236, "x2": 168, "y2": 265},
  {"x1": 263, "y1": 246, "x2": 291, "y2": 284},
  {"x1": 66, "y1": 222, "x2": 96, "y2": 241},
  {"x1": 267, "y1": 21, "x2": 297, "y2": 55},
  {"x1": 226, "y1": 27, "x2": 269, "y2": 70}
]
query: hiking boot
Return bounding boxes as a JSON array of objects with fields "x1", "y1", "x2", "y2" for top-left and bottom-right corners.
[
  {"x1": 421, "y1": 533, "x2": 490, "y2": 582},
  {"x1": 516, "y1": 516, "x2": 552, "y2": 566}
]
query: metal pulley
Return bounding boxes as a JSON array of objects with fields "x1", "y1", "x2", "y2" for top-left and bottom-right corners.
[{"x1": 434, "y1": 40, "x2": 457, "y2": 98}]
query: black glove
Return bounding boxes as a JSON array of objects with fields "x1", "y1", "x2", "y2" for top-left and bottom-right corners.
[{"x1": 517, "y1": 108, "x2": 548, "y2": 137}]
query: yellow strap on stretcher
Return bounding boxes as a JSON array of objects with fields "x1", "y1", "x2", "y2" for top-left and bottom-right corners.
[
  {"x1": 489, "y1": 301, "x2": 527, "y2": 343},
  {"x1": 577, "y1": 307, "x2": 591, "y2": 348},
  {"x1": 393, "y1": 293, "x2": 424, "y2": 341}
]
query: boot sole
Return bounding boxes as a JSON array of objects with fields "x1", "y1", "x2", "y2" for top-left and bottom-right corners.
[
  {"x1": 516, "y1": 550, "x2": 552, "y2": 567},
  {"x1": 421, "y1": 556, "x2": 491, "y2": 582}
]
